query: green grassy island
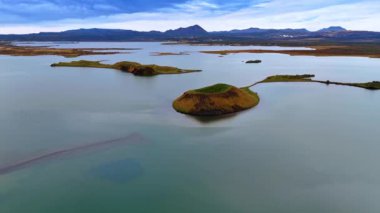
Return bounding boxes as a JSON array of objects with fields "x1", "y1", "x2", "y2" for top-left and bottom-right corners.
[
  {"x1": 51, "y1": 60, "x2": 201, "y2": 76},
  {"x1": 173, "y1": 84, "x2": 260, "y2": 116}
]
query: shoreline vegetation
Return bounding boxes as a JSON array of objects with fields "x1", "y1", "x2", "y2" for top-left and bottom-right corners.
[
  {"x1": 200, "y1": 45, "x2": 380, "y2": 58},
  {"x1": 0, "y1": 42, "x2": 135, "y2": 57},
  {"x1": 173, "y1": 74, "x2": 380, "y2": 116},
  {"x1": 51, "y1": 60, "x2": 201, "y2": 76}
]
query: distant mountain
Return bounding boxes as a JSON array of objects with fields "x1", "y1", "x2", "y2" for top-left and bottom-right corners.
[
  {"x1": 0, "y1": 25, "x2": 208, "y2": 41},
  {"x1": 317, "y1": 26, "x2": 347, "y2": 33},
  {"x1": 164, "y1": 25, "x2": 208, "y2": 37},
  {"x1": 213, "y1": 28, "x2": 311, "y2": 39},
  {"x1": 221, "y1": 28, "x2": 309, "y2": 35},
  {"x1": 0, "y1": 25, "x2": 379, "y2": 43}
]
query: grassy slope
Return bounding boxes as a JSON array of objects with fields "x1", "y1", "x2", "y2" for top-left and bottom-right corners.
[{"x1": 190, "y1": 83, "x2": 232, "y2": 94}]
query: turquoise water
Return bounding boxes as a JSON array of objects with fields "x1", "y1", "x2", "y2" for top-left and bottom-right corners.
[{"x1": 1, "y1": 42, "x2": 380, "y2": 212}]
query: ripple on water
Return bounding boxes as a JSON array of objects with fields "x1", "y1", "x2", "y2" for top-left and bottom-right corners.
[{"x1": 90, "y1": 159, "x2": 143, "y2": 183}]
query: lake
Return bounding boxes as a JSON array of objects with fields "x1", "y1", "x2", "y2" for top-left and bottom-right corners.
[{"x1": 1, "y1": 42, "x2": 380, "y2": 213}]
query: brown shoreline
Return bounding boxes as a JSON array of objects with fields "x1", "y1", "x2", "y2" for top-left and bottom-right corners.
[
  {"x1": 0, "y1": 43, "x2": 132, "y2": 57},
  {"x1": 200, "y1": 45, "x2": 380, "y2": 58}
]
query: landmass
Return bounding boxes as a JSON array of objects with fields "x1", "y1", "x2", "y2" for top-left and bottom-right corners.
[
  {"x1": 251, "y1": 74, "x2": 380, "y2": 90},
  {"x1": 2, "y1": 25, "x2": 380, "y2": 58},
  {"x1": 0, "y1": 42, "x2": 133, "y2": 57},
  {"x1": 200, "y1": 45, "x2": 380, "y2": 59},
  {"x1": 151, "y1": 52, "x2": 190, "y2": 56},
  {"x1": 51, "y1": 60, "x2": 201, "y2": 76},
  {"x1": 172, "y1": 83, "x2": 260, "y2": 116},
  {"x1": 173, "y1": 75, "x2": 379, "y2": 116}
]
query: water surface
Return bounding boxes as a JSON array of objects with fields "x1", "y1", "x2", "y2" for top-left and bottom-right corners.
[{"x1": 1, "y1": 42, "x2": 380, "y2": 213}]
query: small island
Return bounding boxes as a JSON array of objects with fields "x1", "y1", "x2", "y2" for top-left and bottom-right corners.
[
  {"x1": 51, "y1": 60, "x2": 201, "y2": 76},
  {"x1": 246, "y1": 60, "x2": 262, "y2": 64},
  {"x1": 173, "y1": 84, "x2": 260, "y2": 116}
]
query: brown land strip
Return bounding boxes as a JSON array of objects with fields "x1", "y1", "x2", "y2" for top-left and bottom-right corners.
[
  {"x1": 0, "y1": 43, "x2": 132, "y2": 57},
  {"x1": 201, "y1": 45, "x2": 380, "y2": 58}
]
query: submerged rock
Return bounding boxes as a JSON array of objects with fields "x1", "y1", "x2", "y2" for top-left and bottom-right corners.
[{"x1": 246, "y1": 60, "x2": 262, "y2": 64}]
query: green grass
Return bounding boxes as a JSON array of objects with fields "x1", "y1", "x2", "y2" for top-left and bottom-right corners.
[
  {"x1": 349, "y1": 81, "x2": 380, "y2": 90},
  {"x1": 261, "y1": 74, "x2": 315, "y2": 83},
  {"x1": 51, "y1": 60, "x2": 113, "y2": 68},
  {"x1": 190, "y1": 83, "x2": 232, "y2": 94},
  {"x1": 241, "y1": 87, "x2": 258, "y2": 96}
]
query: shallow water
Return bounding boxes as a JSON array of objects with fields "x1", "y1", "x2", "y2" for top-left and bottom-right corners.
[{"x1": 1, "y1": 42, "x2": 380, "y2": 213}]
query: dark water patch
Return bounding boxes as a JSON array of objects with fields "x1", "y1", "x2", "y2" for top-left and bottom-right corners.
[
  {"x1": 0, "y1": 133, "x2": 144, "y2": 176},
  {"x1": 90, "y1": 159, "x2": 143, "y2": 183}
]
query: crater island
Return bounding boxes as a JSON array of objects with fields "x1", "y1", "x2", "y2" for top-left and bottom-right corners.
[{"x1": 173, "y1": 84, "x2": 260, "y2": 116}]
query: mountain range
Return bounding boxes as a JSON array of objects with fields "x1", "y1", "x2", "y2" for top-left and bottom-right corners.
[{"x1": 1, "y1": 25, "x2": 379, "y2": 43}]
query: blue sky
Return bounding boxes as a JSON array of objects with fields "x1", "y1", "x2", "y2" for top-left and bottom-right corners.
[{"x1": 0, "y1": 0, "x2": 379, "y2": 33}]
